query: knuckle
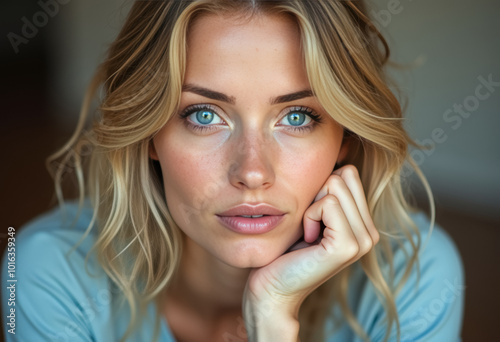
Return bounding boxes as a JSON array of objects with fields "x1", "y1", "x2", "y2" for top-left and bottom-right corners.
[
  {"x1": 327, "y1": 174, "x2": 344, "y2": 188},
  {"x1": 342, "y1": 164, "x2": 359, "y2": 178},
  {"x1": 358, "y1": 235, "x2": 373, "y2": 253},
  {"x1": 323, "y1": 194, "x2": 341, "y2": 207},
  {"x1": 343, "y1": 240, "x2": 360, "y2": 257}
]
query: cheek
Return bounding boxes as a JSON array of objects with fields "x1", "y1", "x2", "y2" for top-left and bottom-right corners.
[
  {"x1": 162, "y1": 152, "x2": 198, "y2": 201},
  {"x1": 154, "y1": 132, "x2": 226, "y2": 215},
  {"x1": 278, "y1": 134, "x2": 340, "y2": 207}
]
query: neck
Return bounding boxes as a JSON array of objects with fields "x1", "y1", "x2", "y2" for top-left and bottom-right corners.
[{"x1": 167, "y1": 238, "x2": 251, "y2": 317}]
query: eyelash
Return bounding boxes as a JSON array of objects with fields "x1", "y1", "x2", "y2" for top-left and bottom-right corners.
[
  {"x1": 178, "y1": 104, "x2": 322, "y2": 133},
  {"x1": 179, "y1": 104, "x2": 225, "y2": 133},
  {"x1": 278, "y1": 106, "x2": 322, "y2": 133}
]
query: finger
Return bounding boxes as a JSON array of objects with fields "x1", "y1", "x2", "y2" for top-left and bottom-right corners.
[
  {"x1": 303, "y1": 194, "x2": 358, "y2": 259},
  {"x1": 332, "y1": 165, "x2": 379, "y2": 245},
  {"x1": 316, "y1": 165, "x2": 379, "y2": 246},
  {"x1": 286, "y1": 239, "x2": 316, "y2": 253},
  {"x1": 302, "y1": 199, "x2": 321, "y2": 243},
  {"x1": 315, "y1": 174, "x2": 374, "y2": 256}
]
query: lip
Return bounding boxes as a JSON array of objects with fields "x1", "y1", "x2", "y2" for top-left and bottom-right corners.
[
  {"x1": 216, "y1": 204, "x2": 286, "y2": 234},
  {"x1": 217, "y1": 204, "x2": 285, "y2": 217}
]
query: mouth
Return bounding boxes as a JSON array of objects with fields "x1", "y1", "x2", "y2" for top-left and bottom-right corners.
[{"x1": 216, "y1": 204, "x2": 286, "y2": 234}]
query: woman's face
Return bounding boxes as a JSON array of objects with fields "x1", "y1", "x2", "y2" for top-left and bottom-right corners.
[{"x1": 152, "y1": 12, "x2": 345, "y2": 268}]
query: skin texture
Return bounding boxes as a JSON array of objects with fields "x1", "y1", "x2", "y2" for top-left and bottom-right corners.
[
  {"x1": 151, "y1": 12, "x2": 378, "y2": 342},
  {"x1": 152, "y1": 13, "x2": 344, "y2": 268}
]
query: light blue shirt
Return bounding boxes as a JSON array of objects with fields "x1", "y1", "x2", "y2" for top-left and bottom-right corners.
[{"x1": 2, "y1": 202, "x2": 464, "y2": 341}]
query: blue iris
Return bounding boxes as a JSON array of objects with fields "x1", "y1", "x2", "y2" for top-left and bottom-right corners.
[
  {"x1": 287, "y1": 113, "x2": 306, "y2": 126},
  {"x1": 196, "y1": 110, "x2": 215, "y2": 125}
]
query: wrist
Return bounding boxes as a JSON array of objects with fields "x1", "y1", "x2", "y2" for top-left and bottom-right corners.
[
  {"x1": 245, "y1": 313, "x2": 299, "y2": 342},
  {"x1": 243, "y1": 297, "x2": 300, "y2": 342}
]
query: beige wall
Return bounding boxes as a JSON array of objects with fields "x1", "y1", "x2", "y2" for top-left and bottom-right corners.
[{"x1": 370, "y1": 0, "x2": 500, "y2": 220}]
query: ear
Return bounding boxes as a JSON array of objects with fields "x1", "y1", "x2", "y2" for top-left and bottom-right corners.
[{"x1": 149, "y1": 140, "x2": 159, "y2": 160}]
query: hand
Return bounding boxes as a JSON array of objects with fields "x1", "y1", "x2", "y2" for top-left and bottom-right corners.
[{"x1": 242, "y1": 165, "x2": 380, "y2": 341}]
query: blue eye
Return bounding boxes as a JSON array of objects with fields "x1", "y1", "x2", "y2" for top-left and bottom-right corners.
[
  {"x1": 179, "y1": 104, "x2": 227, "y2": 133},
  {"x1": 279, "y1": 108, "x2": 313, "y2": 127},
  {"x1": 284, "y1": 113, "x2": 308, "y2": 126},
  {"x1": 186, "y1": 108, "x2": 224, "y2": 126},
  {"x1": 196, "y1": 110, "x2": 215, "y2": 124},
  {"x1": 276, "y1": 106, "x2": 322, "y2": 133}
]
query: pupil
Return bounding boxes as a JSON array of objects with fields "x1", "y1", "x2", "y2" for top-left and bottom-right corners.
[
  {"x1": 197, "y1": 110, "x2": 214, "y2": 124},
  {"x1": 288, "y1": 113, "x2": 305, "y2": 126}
]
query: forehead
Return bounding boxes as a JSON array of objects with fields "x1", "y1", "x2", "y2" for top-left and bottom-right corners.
[
  {"x1": 185, "y1": 14, "x2": 308, "y2": 95},
  {"x1": 187, "y1": 11, "x2": 300, "y2": 47}
]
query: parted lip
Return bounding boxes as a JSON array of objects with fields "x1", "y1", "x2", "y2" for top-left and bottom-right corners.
[{"x1": 216, "y1": 203, "x2": 286, "y2": 217}]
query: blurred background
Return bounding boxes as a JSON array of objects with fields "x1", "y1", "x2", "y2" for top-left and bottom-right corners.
[{"x1": 1, "y1": 0, "x2": 499, "y2": 340}]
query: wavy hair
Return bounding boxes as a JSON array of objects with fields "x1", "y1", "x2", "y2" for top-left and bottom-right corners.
[{"x1": 48, "y1": 1, "x2": 434, "y2": 341}]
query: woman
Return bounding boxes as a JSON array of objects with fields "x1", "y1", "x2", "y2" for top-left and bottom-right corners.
[{"x1": 1, "y1": 0, "x2": 464, "y2": 341}]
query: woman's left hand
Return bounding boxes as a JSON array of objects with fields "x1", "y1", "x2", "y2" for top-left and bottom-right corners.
[{"x1": 242, "y1": 165, "x2": 380, "y2": 341}]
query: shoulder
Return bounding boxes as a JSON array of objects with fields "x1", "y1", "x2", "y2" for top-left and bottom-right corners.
[
  {"x1": 4, "y1": 200, "x2": 103, "y2": 285},
  {"x1": 3, "y1": 200, "x2": 100, "y2": 278},
  {"x1": 329, "y1": 212, "x2": 465, "y2": 341},
  {"x1": 393, "y1": 211, "x2": 464, "y2": 295},
  {"x1": 392, "y1": 212, "x2": 465, "y2": 341},
  {"x1": 411, "y1": 212, "x2": 463, "y2": 275},
  {"x1": 2, "y1": 201, "x2": 170, "y2": 341},
  {"x1": 12, "y1": 200, "x2": 96, "y2": 255},
  {"x1": 1, "y1": 201, "x2": 114, "y2": 341}
]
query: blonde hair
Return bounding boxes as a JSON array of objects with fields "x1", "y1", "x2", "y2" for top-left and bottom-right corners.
[{"x1": 48, "y1": 1, "x2": 434, "y2": 341}]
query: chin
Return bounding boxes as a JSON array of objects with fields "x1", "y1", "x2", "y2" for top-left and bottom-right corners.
[
  {"x1": 219, "y1": 240, "x2": 289, "y2": 269},
  {"x1": 228, "y1": 257, "x2": 277, "y2": 269}
]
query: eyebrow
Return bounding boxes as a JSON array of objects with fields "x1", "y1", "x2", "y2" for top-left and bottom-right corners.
[
  {"x1": 271, "y1": 89, "x2": 314, "y2": 105},
  {"x1": 182, "y1": 84, "x2": 314, "y2": 105}
]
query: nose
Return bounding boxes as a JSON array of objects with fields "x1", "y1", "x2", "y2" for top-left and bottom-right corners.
[{"x1": 228, "y1": 132, "x2": 276, "y2": 190}]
